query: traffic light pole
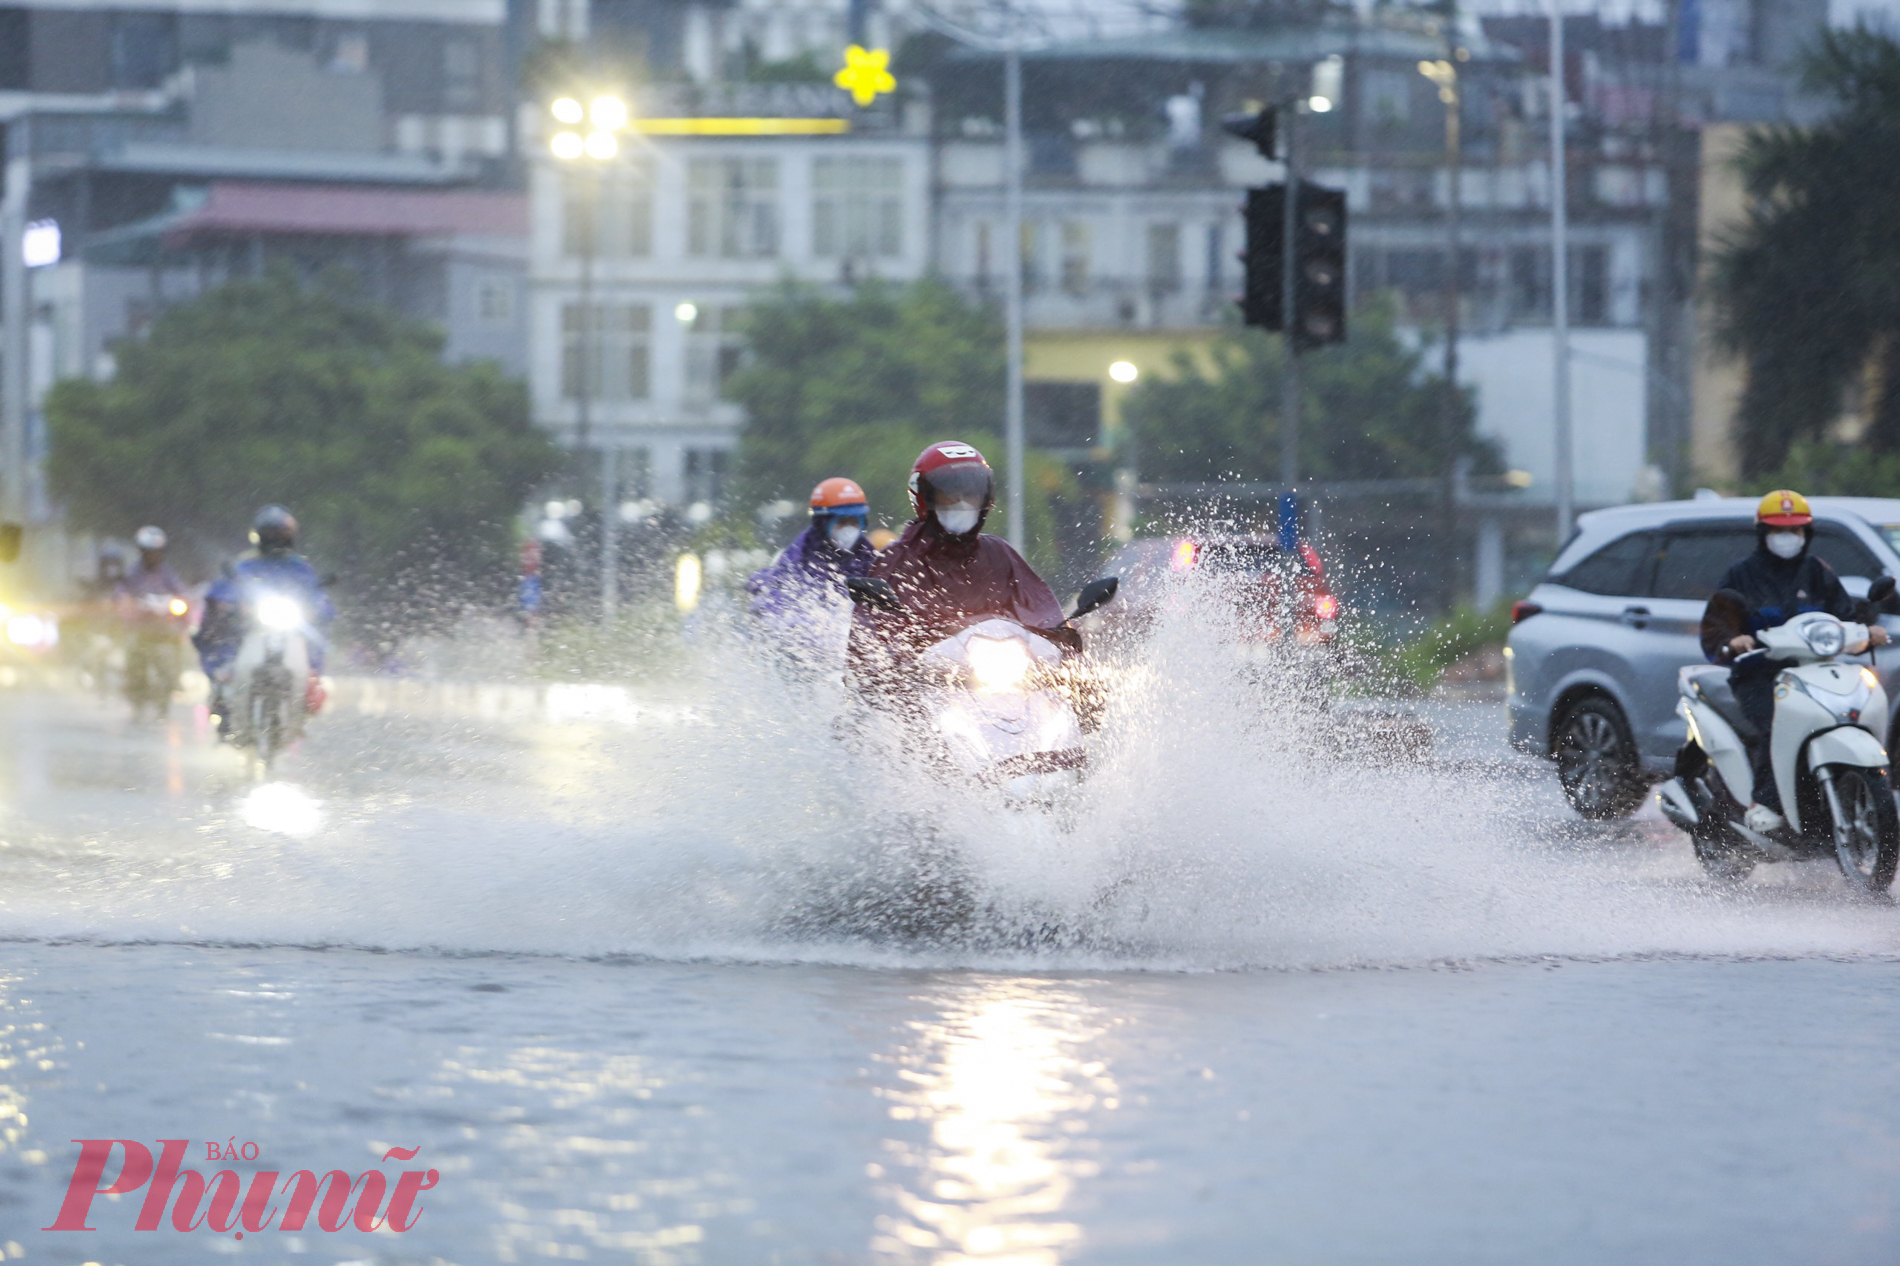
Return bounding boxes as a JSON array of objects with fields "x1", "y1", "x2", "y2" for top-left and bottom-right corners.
[{"x1": 1280, "y1": 107, "x2": 1301, "y2": 492}]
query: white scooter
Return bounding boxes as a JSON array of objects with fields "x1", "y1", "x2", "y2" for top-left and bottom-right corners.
[
  {"x1": 1657, "y1": 579, "x2": 1899, "y2": 891},
  {"x1": 847, "y1": 576, "x2": 1117, "y2": 803},
  {"x1": 224, "y1": 589, "x2": 317, "y2": 772}
]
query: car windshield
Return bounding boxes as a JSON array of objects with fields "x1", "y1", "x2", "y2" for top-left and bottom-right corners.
[{"x1": 1881, "y1": 526, "x2": 1900, "y2": 557}]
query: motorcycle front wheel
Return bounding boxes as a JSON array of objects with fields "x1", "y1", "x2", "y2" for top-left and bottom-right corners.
[{"x1": 1822, "y1": 765, "x2": 1899, "y2": 894}]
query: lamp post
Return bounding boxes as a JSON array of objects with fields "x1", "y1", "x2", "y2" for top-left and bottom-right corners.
[
  {"x1": 1550, "y1": 1, "x2": 1575, "y2": 541},
  {"x1": 549, "y1": 94, "x2": 629, "y2": 624},
  {"x1": 1420, "y1": 40, "x2": 1465, "y2": 611},
  {"x1": 912, "y1": 5, "x2": 1031, "y2": 552}
]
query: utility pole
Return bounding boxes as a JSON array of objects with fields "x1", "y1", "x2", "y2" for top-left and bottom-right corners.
[
  {"x1": 1551, "y1": 0, "x2": 1575, "y2": 540},
  {"x1": 1003, "y1": 40, "x2": 1026, "y2": 551},
  {"x1": 1280, "y1": 103, "x2": 1301, "y2": 491},
  {"x1": 1, "y1": 118, "x2": 30, "y2": 523}
]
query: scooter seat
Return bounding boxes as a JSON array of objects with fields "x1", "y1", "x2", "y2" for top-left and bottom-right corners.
[{"x1": 1681, "y1": 665, "x2": 1762, "y2": 742}]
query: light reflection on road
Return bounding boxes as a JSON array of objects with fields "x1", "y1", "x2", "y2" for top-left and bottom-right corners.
[{"x1": 875, "y1": 980, "x2": 1116, "y2": 1264}]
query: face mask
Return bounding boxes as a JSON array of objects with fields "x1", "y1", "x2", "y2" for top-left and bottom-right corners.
[
  {"x1": 1766, "y1": 531, "x2": 1805, "y2": 560},
  {"x1": 828, "y1": 522, "x2": 863, "y2": 552},
  {"x1": 936, "y1": 506, "x2": 980, "y2": 536}
]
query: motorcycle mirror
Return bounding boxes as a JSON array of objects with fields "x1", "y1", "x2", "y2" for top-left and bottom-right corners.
[
  {"x1": 0, "y1": 522, "x2": 21, "y2": 564},
  {"x1": 846, "y1": 576, "x2": 903, "y2": 613},
  {"x1": 1068, "y1": 576, "x2": 1119, "y2": 621}
]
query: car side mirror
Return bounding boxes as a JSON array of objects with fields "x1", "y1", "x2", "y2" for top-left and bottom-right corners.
[
  {"x1": 0, "y1": 523, "x2": 22, "y2": 564},
  {"x1": 1871, "y1": 575, "x2": 1896, "y2": 607},
  {"x1": 846, "y1": 576, "x2": 903, "y2": 613},
  {"x1": 1069, "y1": 576, "x2": 1119, "y2": 621}
]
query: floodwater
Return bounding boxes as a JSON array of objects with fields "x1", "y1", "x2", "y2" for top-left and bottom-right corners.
[{"x1": 0, "y1": 625, "x2": 1897, "y2": 1263}]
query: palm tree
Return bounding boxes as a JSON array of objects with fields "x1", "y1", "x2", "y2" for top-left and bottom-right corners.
[{"x1": 1711, "y1": 26, "x2": 1900, "y2": 476}]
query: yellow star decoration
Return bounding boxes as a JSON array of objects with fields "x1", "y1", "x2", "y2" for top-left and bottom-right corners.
[{"x1": 835, "y1": 45, "x2": 896, "y2": 107}]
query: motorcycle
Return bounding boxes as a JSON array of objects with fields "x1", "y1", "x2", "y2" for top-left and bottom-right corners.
[
  {"x1": 123, "y1": 592, "x2": 190, "y2": 719},
  {"x1": 847, "y1": 575, "x2": 1118, "y2": 803},
  {"x1": 1657, "y1": 577, "x2": 1900, "y2": 891},
  {"x1": 222, "y1": 588, "x2": 318, "y2": 772}
]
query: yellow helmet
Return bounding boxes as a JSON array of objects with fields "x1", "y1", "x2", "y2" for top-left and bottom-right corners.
[{"x1": 1756, "y1": 489, "x2": 1812, "y2": 527}]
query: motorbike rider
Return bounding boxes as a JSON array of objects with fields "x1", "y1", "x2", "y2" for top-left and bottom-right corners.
[
  {"x1": 114, "y1": 526, "x2": 189, "y2": 716},
  {"x1": 193, "y1": 505, "x2": 335, "y2": 734},
  {"x1": 1699, "y1": 489, "x2": 1890, "y2": 834},
  {"x1": 847, "y1": 441, "x2": 1078, "y2": 692},
  {"x1": 746, "y1": 477, "x2": 877, "y2": 648}
]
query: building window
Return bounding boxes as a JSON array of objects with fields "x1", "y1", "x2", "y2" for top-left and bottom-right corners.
[
  {"x1": 1146, "y1": 222, "x2": 1182, "y2": 294},
  {"x1": 813, "y1": 157, "x2": 903, "y2": 259},
  {"x1": 1060, "y1": 221, "x2": 1091, "y2": 296},
  {"x1": 1021, "y1": 221, "x2": 1041, "y2": 292},
  {"x1": 684, "y1": 305, "x2": 747, "y2": 407},
  {"x1": 444, "y1": 38, "x2": 481, "y2": 110},
  {"x1": 1363, "y1": 70, "x2": 1414, "y2": 127},
  {"x1": 329, "y1": 31, "x2": 369, "y2": 73},
  {"x1": 687, "y1": 159, "x2": 780, "y2": 259},
  {"x1": 110, "y1": 12, "x2": 179, "y2": 89},
  {"x1": 563, "y1": 164, "x2": 653, "y2": 259},
  {"x1": 684, "y1": 448, "x2": 730, "y2": 504},
  {"x1": 1575, "y1": 245, "x2": 1610, "y2": 325},
  {"x1": 561, "y1": 304, "x2": 650, "y2": 400},
  {"x1": 477, "y1": 280, "x2": 513, "y2": 323}
]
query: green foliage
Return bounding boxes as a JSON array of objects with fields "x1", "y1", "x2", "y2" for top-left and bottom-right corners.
[
  {"x1": 726, "y1": 279, "x2": 1076, "y2": 569},
  {"x1": 1710, "y1": 25, "x2": 1900, "y2": 475},
  {"x1": 1121, "y1": 295, "x2": 1497, "y2": 484},
  {"x1": 45, "y1": 271, "x2": 559, "y2": 621},
  {"x1": 1385, "y1": 602, "x2": 1514, "y2": 692},
  {"x1": 1764, "y1": 437, "x2": 1900, "y2": 497}
]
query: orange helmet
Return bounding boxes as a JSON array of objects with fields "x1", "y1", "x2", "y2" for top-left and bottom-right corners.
[
  {"x1": 809, "y1": 477, "x2": 867, "y2": 513},
  {"x1": 1756, "y1": 489, "x2": 1812, "y2": 528}
]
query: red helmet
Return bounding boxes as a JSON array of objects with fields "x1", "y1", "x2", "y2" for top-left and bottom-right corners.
[
  {"x1": 810, "y1": 477, "x2": 867, "y2": 512},
  {"x1": 908, "y1": 441, "x2": 994, "y2": 524}
]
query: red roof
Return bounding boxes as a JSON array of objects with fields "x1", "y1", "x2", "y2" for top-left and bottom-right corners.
[{"x1": 165, "y1": 182, "x2": 525, "y2": 242}]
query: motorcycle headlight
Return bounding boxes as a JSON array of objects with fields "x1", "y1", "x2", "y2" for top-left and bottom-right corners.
[
  {"x1": 967, "y1": 635, "x2": 1032, "y2": 690},
  {"x1": 1804, "y1": 619, "x2": 1846, "y2": 658},
  {"x1": 168, "y1": 597, "x2": 189, "y2": 617},
  {"x1": 256, "y1": 594, "x2": 304, "y2": 631}
]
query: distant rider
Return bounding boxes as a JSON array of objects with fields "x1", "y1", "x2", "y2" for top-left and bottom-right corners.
[
  {"x1": 193, "y1": 505, "x2": 335, "y2": 733},
  {"x1": 114, "y1": 525, "x2": 189, "y2": 717},
  {"x1": 1700, "y1": 489, "x2": 1889, "y2": 835},
  {"x1": 847, "y1": 440, "x2": 1078, "y2": 692},
  {"x1": 745, "y1": 477, "x2": 877, "y2": 668}
]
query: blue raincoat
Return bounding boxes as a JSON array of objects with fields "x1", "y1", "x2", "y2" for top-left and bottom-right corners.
[
  {"x1": 746, "y1": 525, "x2": 876, "y2": 668},
  {"x1": 194, "y1": 552, "x2": 336, "y2": 676}
]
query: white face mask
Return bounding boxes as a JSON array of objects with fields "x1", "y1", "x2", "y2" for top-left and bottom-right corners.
[
  {"x1": 936, "y1": 505, "x2": 981, "y2": 536},
  {"x1": 827, "y1": 522, "x2": 862, "y2": 552},
  {"x1": 1766, "y1": 530, "x2": 1806, "y2": 560}
]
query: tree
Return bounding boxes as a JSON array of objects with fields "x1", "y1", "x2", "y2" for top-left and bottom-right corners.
[
  {"x1": 46, "y1": 271, "x2": 559, "y2": 625},
  {"x1": 1120, "y1": 295, "x2": 1496, "y2": 485},
  {"x1": 727, "y1": 279, "x2": 1076, "y2": 569},
  {"x1": 1710, "y1": 26, "x2": 1900, "y2": 477}
]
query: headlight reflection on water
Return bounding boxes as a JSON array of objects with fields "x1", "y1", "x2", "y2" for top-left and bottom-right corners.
[
  {"x1": 239, "y1": 782, "x2": 323, "y2": 838},
  {"x1": 876, "y1": 982, "x2": 1114, "y2": 1263}
]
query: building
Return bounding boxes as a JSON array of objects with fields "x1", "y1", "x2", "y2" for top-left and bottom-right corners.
[
  {"x1": 0, "y1": 0, "x2": 523, "y2": 578},
  {"x1": 524, "y1": 82, "x2": 931, "y2": 508}
]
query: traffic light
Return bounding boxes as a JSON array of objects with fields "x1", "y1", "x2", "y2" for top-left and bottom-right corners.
[
  {"x1": 1293, "y1": 183, "x2": 1347, "y2": 349},
  {"x1": 1239, "y1": 186, "x2": 1284, "y2": 331},
  {"x1": 1235, "y1": 181, "x2": 1348, "y2": 349}
]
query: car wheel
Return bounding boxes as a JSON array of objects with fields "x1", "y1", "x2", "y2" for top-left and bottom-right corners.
[{"x1": 1555, "y1": 697, "x2": 1645, "y2": 820}]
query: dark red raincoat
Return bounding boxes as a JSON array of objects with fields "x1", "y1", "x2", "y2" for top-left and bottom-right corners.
[{"x1": 847, "y1": 518, "x2": 1080, "y2": 688}]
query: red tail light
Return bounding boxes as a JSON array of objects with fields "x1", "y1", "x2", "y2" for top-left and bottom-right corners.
[
  {"x1": 1313, "y1": 593, "x2": 1340, "y2": 621},
  {"x1": 1511, "y1": 600, "x2": 1542, "y2": 624}
]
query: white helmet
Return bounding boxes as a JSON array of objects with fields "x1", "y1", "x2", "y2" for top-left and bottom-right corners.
[{"x1": 134, "y1": 525, "x2": 166, "y2": 551}]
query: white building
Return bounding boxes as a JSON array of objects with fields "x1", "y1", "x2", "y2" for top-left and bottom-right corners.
[{"x1": 525, "y1": 94, "x2": 930, "y2": 507}]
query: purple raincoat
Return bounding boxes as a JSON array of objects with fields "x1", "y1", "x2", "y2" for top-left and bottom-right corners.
[{"x1": 746, "y1": 525, "x2": 877, "y2": 666}]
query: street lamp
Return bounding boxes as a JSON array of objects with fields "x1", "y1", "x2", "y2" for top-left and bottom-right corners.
[
  {"x1": 1108, "y1": 360, "x2": 1139, "y2": 385},
  {"x1": 549, "y1": 92, "x2": 630, "y2": 625}
]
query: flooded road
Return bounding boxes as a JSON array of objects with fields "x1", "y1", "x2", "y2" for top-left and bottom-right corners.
[{"x1": 0, "y1": 685, "x2": 1895, "y2": 1263}]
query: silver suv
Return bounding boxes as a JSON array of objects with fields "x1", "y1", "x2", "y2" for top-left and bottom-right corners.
[{"x1": 1506, "y1": 496, "x2": 1900, "y2": 817}]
